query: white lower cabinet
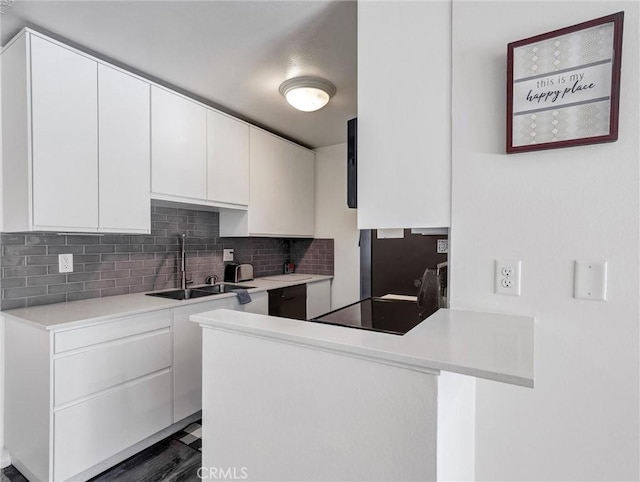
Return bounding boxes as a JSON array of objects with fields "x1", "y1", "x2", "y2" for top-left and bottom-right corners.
[
  {"x1": 54, "y1": 371, "x2": 173, "y2": 481},
  {"x1": 5, "y1": 310, "x2": 173, "y2": 482},
  {"x1": 173, "y1": 292, "x2": 268, "y2": 422},
  {"x1": 4, "y1": 286, "x2": 307, "y2": 480},
  {"x1": 306, "y1": 280, "x2": 332, "y2": 319}
]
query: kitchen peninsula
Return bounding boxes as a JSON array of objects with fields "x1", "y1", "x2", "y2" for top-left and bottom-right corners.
[{"x1": 192, "y1": 308, "x2": 534, "y2": 481}]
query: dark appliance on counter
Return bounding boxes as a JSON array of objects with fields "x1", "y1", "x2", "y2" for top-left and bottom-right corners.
[
  {"x1": 268, "y1": 284, "x2": 307, "y2": 321},
  {"x1": 347, "y1": 117, "x2": 357, "y2": 208}
]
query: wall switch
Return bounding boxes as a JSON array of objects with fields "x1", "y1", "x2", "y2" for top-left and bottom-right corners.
[
  {"x1": 574, "y1": 261, "x2": 607, "y2": 301},
  {"x1": 58, "y1": 254, "x2": 73, "y2": 273},
  {"x1": 495, "y1": 260, "x2": 521, "y2": 296},
  {"x1": 223, "y1": 249, "x2": 234, "y2": 262},
  {"x1": 437, "y1": 239, "x2": 449, "y2": 254}
]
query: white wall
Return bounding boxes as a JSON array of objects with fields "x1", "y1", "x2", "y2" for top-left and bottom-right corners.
[
  {"x1": 450, "y1": 1, "x2": 639, "y2": 480},
  {"x1": 314, "y1": 143, "x2": 360, "y2": 310},
  {"x1": 0, "y1": 33, "x2": 7, "y2": 468}
]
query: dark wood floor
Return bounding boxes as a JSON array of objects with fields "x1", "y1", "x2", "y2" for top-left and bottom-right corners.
[{"x1": 1, "y1": 423, "x2": 202, "y2": 482}]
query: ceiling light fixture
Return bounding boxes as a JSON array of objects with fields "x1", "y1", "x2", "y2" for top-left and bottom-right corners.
[{"x1": 279, "y1": 76, "x2": 336, "y2": 112}]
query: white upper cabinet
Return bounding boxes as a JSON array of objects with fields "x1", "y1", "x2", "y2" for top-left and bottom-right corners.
[
  {"x1": 98, "y1": 65, "x2": 151, "y2": 233},
  {"x1": 30, "y1": 35, "x2": 99, "y2": 231},
  {"x1": 1, "y1": 31, "x2": 151, "y2": 233},
  {"x1": 207, "y1": 110, "x2": 250, "y2": 207},
  {"x1": 219, "y1": 127, "x2": 314, "y2": 237},
  {"x1": 151, "y1": 86, "x2": 207, "y2": 202},
  {"x1": 357, "y1": 1, "x2": 451, "y2": 229}
]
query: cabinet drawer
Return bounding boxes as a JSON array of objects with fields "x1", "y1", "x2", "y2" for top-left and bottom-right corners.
[
  {"x1": 54, "y1": 330, "x2": 171, "y2": 406},
  {"x1": 54, "y1": 310, "x2": 171, "y2": 353},
  {"x1": 54, "y1": 370, "x2": 172, "y2": 481}
]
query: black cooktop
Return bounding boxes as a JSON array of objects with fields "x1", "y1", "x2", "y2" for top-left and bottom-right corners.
[{"x1": 311, "y1": 297, "x2": 431, "y2": 335}]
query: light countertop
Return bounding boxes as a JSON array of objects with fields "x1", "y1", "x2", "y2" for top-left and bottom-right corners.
[
  {"x1": 192, "y1": 308, "x2": 535, "y2": 388},
  {"x1": 1, "y1": 274, "x2": 332, "y2": 331}
]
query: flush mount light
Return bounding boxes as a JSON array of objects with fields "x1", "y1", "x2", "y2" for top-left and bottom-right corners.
[{"x1": 279, "y1": 76, "x2": 337, "y2": 112}]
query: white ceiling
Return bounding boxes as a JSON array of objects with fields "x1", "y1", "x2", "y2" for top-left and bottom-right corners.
[{"x1": 0, "y1": 0, "x2": 357, "y2": 149}]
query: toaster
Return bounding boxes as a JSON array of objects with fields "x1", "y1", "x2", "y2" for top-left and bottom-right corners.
[{"x1": 224, "y1": 263, "x2": 254, "y2": 283}]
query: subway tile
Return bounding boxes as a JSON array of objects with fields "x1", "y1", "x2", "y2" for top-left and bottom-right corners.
[
  {"x1": 100, "y1": 270, "x2": 131, "y2": 279},
  {"x1": 3, "y1": 266, "x2": 48, "y2": 277},
  {"x1": 151, "y1": 214, "x2": 167, "y2": 223},
  {"x1": 27, "y1": 294, "x2": 68, "y2": 307},
  {"x1": 68, "y1": 272, "x2": 101, "y2": 282},
  {"x1": 1, "y1": 298, "x2": 27, "y2": 310},
  {"x1": 145, "y1": 274, "x2": 167, "y2": 284},
  {"x1": 48, "y1": 282, "x2": 84, "y2": 294},
  {"x1": 166, "y1": 215, "x2": 189, "y2": 224},
  {"x1": 129, "y1": 283, "x2": 154, "y2": 294},
  {"x1": 26, "y1": 234, "x2": 65, "y2": 245},
  {"x1": 0, "y1": 234, "x2": 26, "y2": 245},
  {"x1": 27, "y1": 274, "x2": 67, "y2": 286},
  {"x1": 143, "y1": 245, "x2": 167, "y2": 253},
  {"x1": 66, "y1": 235, "x2": 101, "y2": 245},
  {"x1": 85, "y1": 245, "x2": 116, "y2": 254},
  {"x1": 4, "y1": 286, "x2": 47, "y2": 299},
  {"x1": 85, "y1": 279, "x2": 116, "y2": 290},
  {"x1": 2, "y1": 277, "x2": 26, "y2": 288},
  {"x1": 154, "y1": 206, "x2": 178, "y2": 215},
  {"x1": 115, "y1": 261, "x2": 143, "y2": 270},
  {"x1": 85, "y1": 262, "x2": 115, "y2": 272},
  {"x1": 26, "y1": 255, "x2": 58, "y2": 266},
  {"x1": 3, "y1": 245, "x2": 47, "y2": 256},
  {"x1": 117, "y1": 244, "x2": 143, "y2": 253},
  {"x1": 130, "y1": 253, "x2": 156, "y2": 261},
  {"x1": 131, "y1": 268, "x2": 156, "y2": 277},
  {"x1": 73, "y1": 254, "x2": 101, "y2": 264},
  {"x1": 102, "y1": 254, "x2": 130, "y2": 262},
  {"x1": 101, "y1": 286, "x2": 130, "y2": 297},
  {"x1": 130, "y1": 236, "x2": 156, "y2": 245},
  {"x1": 47, "y1": 245, "x2": 84, "y2": 255},
  {"x1": 116, "y1": 277, "x2": 142, "y2": 287},
  {"x1": 100, "y1": 236, "x2": 131, "y2": 245},
  {"x1": 153, "y1": 222, "x2": 178, "y2": 231},
  {"x1": 67, "y1": 290, "x2": 101, "y2": 302}
]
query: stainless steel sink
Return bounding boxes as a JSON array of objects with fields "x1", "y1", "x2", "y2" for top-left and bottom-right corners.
[
  {"x1": 146, "y1": 283, "x2": 255, "y2": 300},
  {"x1": 192, "y1": 283, "x2": 255, "y2": 294}
]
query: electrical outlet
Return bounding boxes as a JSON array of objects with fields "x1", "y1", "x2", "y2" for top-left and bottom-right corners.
[
  {"x1": 495, "y1": 260, "x2": 521, "y2": 296},
  {"x1": 58, "y1": 253, "x2": 73, "y2": 273},
  {"x1": 437, "y1": 239, "x2": 449, "y2": 254},
  {"x1": 223, "y1": 249, "x2": 234, "y2": 262}
]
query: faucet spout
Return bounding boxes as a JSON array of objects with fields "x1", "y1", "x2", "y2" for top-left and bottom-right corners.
[{"x1": 180, "y1": 233, "x2": 191, "y2": 290}]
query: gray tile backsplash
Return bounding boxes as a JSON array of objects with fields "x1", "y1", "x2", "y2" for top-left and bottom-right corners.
[{"x1": 0, "y1": 201, "x2": 334, "y2": 310}]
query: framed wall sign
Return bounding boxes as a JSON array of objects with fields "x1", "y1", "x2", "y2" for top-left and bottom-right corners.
[{"x1": 507, "y1": 12, "x2": 624, "y2": 154}]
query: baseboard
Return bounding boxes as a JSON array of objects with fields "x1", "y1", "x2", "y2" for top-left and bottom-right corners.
[{"x1": 0, "y1": 448, "x2": 11, "y2": 469}]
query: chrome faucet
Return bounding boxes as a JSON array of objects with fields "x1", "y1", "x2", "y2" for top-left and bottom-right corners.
[{"x1": 180, "y1": 234, "x2": 192, "y2": 290}]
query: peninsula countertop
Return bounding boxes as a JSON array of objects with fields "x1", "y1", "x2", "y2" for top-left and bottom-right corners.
[
  {"x1": 192, "y1": 308, "x2": 535, "y2": 388},
  {"x1": 1, "y1": 274, "x2": 332, "y2": 331}
]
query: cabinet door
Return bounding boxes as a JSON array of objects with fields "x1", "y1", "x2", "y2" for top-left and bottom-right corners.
[
  {"x1": 248, "y1": 128, "x2": 291, "y2": 235},
  {"x1": 207, "y1": 110, "x2": 249, "y2": 206},
  {"x1": 54, "y1": 370, "x2": 172, "y2": 481},
  {"x1": 306, "y1": 280, "x2": 332, "y2": 319},
  {"x1": 30, "y1": 36, "x2": 99, "y2": 230},
  {"x1": 98, "y1": 65, "x2": 151, "y2": 233},
  {"x1": 289, "y1": 145, "x2": 315, "y2": 236},
  {"x1": 358, "y1": 2, "x2": 450, "y2": 230},
  {"x1": 173, "y1": 298, "x2": 236, "y2": 422},
  {"x1": 151, "y1": 86, "x2": 207, "y2": 201}
]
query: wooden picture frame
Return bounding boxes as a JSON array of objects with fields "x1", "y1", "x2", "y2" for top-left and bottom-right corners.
[{"x1": 507, "y1": 12, "x2": 624, "y2": 154}]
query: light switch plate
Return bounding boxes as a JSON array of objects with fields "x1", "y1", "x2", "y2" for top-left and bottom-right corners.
[{"x1": 574, "y1": 261, "x2": 607, "y2": 301}]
